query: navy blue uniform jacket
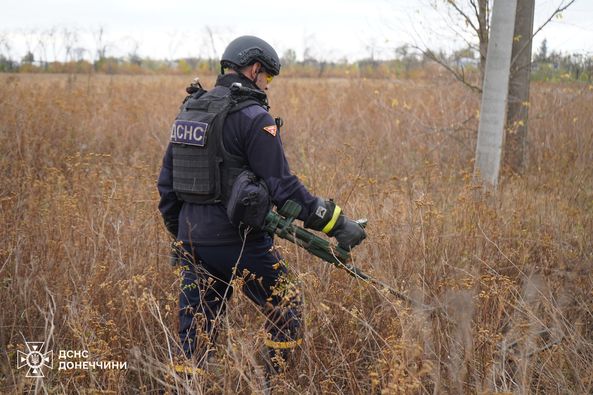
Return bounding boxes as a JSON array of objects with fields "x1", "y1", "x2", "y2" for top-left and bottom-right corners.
[{"x1": 158, "y1": 74, "x2": 318, "y2": 245}]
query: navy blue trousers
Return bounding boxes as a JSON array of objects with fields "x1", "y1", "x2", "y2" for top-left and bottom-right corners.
[{"x1": 178, "y1": 235, "x2": 302, "y2": 367}]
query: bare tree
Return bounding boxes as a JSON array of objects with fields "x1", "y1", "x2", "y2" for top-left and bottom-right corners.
[
  {"x1": 503, "y1": 0, "x2": 575, "y2": 175},
  {"x1": 167, "y1": 31, "x2": 184, "y2": 61},
  {"x1": 126, "y1": 39, "x2": 142, "y2": 66},
  {"x1": 418, "y1": 0, "x2": 575, "y2": 92},
  {"x1": 0, "y1": 32, "x2": 13, "y2": 60},
  {"x1": 73, "y1": 47, "x2": 87, "y2": 62},
  {"x1": 205, "y1": 26, "x2": 219, "y2": 72},
  {"x1": 474, "y1": 0, "x2": 517, "y2": 187},
  {"x1": 415, "y1": 0, "x2": 576, "y2": 183},
  {"x1": 20, "y1": 28, "x2": 39, "y2": 66},
  {"x1": 505, "y1": 0, "x2": 535, "y2": 174},
  {"x1": 444, "y1": 0, "x2": 489, "y2": 83},
  {"x1": 37, "y1": 30, "x2": 49, "y2": 68},
  {"x1": 92, "y1": 27, "x2": 108, "y2": 70},
  {"x1": 0, "y1": 33, "x2": 16, "y2": 71},
  {"x1": 46, "y1": 27, "x2": 59, "y2": 63},
  {"x1": 414, "y1": 0, "x2": 489, "y2": 92},
  {"x1": 302, "y1": 33, "x2": 328, "y2": 77},
  {"x1": 281, "y1": 48, "x2": 297, "y2": 67},
  {"x1": 61, "y1": 27, "x2": 79, "y2": 63}
]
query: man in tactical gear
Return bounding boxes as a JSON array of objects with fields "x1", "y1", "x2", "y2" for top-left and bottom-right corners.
[{"x1": 157, "y1": 35, "x2": 366, "y2": 373}]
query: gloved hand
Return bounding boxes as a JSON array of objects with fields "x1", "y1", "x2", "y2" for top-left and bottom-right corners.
[
  {"x1": 328, "y1": 215, "x2": 367, "y2": 250},
  {"x1": 304, "y1": 198, "x2": 367, "y2": 250}
]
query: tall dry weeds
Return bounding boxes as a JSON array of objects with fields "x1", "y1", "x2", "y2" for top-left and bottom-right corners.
[{"x1": 0, "y1": 73, "x2": 591, "y2": 394}]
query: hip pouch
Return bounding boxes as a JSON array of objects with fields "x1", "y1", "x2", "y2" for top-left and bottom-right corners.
[{"x1": 226, "y1": 170, "x2": 271, "y2": 230}]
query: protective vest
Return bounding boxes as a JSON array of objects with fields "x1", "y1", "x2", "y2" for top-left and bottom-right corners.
[{"x1": 170, "y1": 84, "x2": 263, "y2": 205}]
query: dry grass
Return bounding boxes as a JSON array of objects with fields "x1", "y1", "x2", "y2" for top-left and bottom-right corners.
[{"x1": 0, "y1": 73, "x2": 591, "y2": 394}]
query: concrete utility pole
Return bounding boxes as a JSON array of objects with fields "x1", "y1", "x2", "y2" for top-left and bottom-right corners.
[
  {"x1": 506, "y1": 0, "x2": 536, "y2": 174},
  {"x1": 474, "y1": 0, "x2": 518, "y2": 187}
]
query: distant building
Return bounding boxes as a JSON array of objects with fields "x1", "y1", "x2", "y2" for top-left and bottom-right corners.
[{"x1": 455, "y1": 57, "x2": 479, "y2": 68}]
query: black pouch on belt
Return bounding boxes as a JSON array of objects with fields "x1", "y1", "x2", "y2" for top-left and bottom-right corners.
[{"x1": 226, "y1": 170, "x2": 271, "y2": 230}]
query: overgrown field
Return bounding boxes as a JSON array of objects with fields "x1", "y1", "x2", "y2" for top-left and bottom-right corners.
[{"x1": 1, "y1": 73, "x2": 592, "y2": 394}]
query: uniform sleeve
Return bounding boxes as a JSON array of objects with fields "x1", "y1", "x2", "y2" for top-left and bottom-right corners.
[
  {"x1": 244, "y1": 112, "x2": 318, "y2": 221},
  {"x1": 157, "y1": 143, "x2": 183, "y2": 237}
]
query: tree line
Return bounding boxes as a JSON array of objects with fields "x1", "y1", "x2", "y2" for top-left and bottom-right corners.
[
  {"x1": 2, "y1": 45, "x2": 591, "y2": 82},
  {"x1": 0, "y1": 28, "x2": 591, "y2": 82}
]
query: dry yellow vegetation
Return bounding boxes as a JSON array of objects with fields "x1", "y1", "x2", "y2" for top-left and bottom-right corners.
[{"x1": 0, "y1": 73, "x2": 592, "y2": 393}]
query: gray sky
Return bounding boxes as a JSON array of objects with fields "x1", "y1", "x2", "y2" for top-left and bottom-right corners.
[{"x1": 1, "y1": 0, "x2": 592, "y2": 62}]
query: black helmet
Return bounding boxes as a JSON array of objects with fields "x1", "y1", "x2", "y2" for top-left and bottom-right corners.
[{"x1": 221, "y1": 35, "x2": 281, "y2": 76}]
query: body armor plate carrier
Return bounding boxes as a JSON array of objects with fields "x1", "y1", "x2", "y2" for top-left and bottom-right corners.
[{"x1": 170, "y1": 85, "x2": 262, "y2": 205}]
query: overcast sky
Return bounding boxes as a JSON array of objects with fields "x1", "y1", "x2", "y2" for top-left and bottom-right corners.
[{"x1": 1, "y1": 0, "x2": 592, "y2": 62}]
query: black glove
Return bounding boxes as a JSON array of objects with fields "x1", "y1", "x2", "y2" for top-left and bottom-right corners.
[
  {"x1": 304, "y1": 198, "x2": 366, "y2": 250},
  {"x1": 328, "y1": 215, "x2": 367, "y2": 250},
  {"x1": 163, "y1": 217, "x2": 179, "y2": 238}
]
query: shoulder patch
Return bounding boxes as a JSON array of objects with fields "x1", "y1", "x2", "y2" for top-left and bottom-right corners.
[{"x1": 262, "y1": 125, "x2": 277, "y2": 137}]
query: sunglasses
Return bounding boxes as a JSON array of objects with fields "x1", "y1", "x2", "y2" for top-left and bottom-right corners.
[{"x1": 257, "y1": 66, "x2": 274, "y2": 83}]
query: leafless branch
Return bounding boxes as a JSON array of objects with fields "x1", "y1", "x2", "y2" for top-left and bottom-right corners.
[
  {"x1": 511, "y1": 0, "x2": 577, "y2": 69},
  {"x1": 418, "y1": 46, "x2": 482, "y2": 93},
  {"x1": 533, "y1": 0, "x2": 576, "y2": 40},
  {"x1": 446, "y1": 0, "x2": 480, "y2": 36},
  {"x1": 469, "y1": 0, "x2": 481, "y2": 26}
]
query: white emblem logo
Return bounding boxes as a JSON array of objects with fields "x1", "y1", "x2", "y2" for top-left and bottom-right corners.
[
  {"x1": 315, "y1": 206, "x2": 327, "y2": 219},
  {"x1": 17, "y1": 341, "x2": 53, "y2": 377}
]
